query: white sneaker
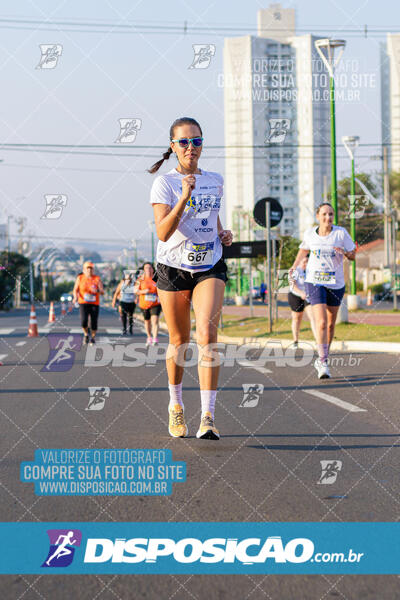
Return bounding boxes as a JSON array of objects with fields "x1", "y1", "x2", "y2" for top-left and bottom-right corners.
[{"x1": 314, "y1": 358, "x2": 331, "y2": 379}]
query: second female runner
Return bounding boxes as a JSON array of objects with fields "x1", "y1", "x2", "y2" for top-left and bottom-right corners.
[
  {"x1": 149, "y1": 117, "x2": 233, "y2": 440},
  {"x1": 290, "y1": 203, "x2": 356, "y2": 378}
]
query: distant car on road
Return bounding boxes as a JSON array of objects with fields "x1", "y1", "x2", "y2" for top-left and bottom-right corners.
[
  {"x1": 60, "y1": 293, "x2": 73, "y2": 303},
  {"x1": 373, "y1": 282, "x2": 393, "y2": 302}
]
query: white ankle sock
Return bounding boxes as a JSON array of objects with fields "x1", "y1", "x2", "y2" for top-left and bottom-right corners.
[
  {"x1": 168, "y1": 383, "x2": 183, "y2": 410},
  {"x1": 200, "y1": 390, "x2": 217, "y2": 418}
]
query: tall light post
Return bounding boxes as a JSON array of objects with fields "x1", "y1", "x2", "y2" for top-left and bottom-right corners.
[
  {"x1": 315, "y1": 38, "x2": 346, "y2": 225},
  {"x1": 342, "y1": 135, "x2": 359, "y2": 309},
  {"x1": 148, "y1": 220, "x2": 155, "y2": 264},
  {"x1": 234, "y1": 206, "x2": 242, "y2": 297}
]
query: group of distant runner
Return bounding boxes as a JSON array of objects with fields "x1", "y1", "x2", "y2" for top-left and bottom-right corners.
[
  {"x1": 72, "y1": 260, "x2": 161, "y2": 347},
  {"x1": 70, "y1": 115, "x2": 356, "y2": 440}
]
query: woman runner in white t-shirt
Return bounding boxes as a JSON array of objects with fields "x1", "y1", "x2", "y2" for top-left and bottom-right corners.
[
  {"x1": 290, "y1": 203, "x2": 356, "y2": 379},
  {"x1": 148, "y1": 117, "x2": 233, "y2": 440}
]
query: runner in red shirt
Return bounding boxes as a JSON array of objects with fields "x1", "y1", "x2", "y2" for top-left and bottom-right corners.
[
  {"x1": 134, "y1": 263, "x2": 161, "y2": 346},
  {"x1": 72, "y1": 261, "x2": 104, "y2": 345}
]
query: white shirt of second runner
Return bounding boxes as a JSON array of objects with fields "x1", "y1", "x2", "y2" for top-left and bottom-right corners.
[
  {"x1": 150, "y1": 168, "x2": 223, "y2": 272},
  {"x1": 300, "y1": 225, "x2": 355, "y2": 289},
  {"x1": 289, "y1": 267, "x2": 306, "y2": 298}
]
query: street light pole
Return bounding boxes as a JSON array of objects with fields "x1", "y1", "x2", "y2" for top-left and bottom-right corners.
[
  {"x1": 342, "y1": 135, "x2": 359, "y2": 309},
  {"x1": 393, "y1": 212, "x2": 398, "y2": 310},
  {"x1": 234, "y1": 207, "x2": 242, "y2": 297},
  {"x1": 148, "y1": 220, "x2": 155, "y2": 264},
  {"x1": 315, "y1": 38, "x2": 346, "y2": 225},
  {"x1": 247, "y1": 212, "x2": 253, "y2": 317}
]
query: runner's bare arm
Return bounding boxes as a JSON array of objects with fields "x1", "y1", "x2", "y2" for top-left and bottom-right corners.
[
  {"x1": 334, "y1": 247, "x2": 356, "y2": 261},
  {"x1": 98, "y1": 279, "x2": 104, "y2": 295},
  {"x1": 153, "y1": 174, "x2": 195, "y2": 242},
  {"x1": 72, "y1": 278, "x2": 79, "y2": 303},
  {"x1": 217, "y1": 216, "x2": 233, "y2": 246},
  {"x1": 112, "y1": 282, "x2": 122, "y2": 307},
  {"x1": 290, "y1": 249, "x2": 309, "y2": 273}
]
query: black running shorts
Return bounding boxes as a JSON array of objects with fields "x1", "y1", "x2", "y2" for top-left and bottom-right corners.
[
  {"x1": 288, "y1": 291, "x2": 309, "y2": 313},
  {"x1": 154, "y1": 258, "x2": 228, "y2": 292},
  {"x1": 141, "y1": 305, "x2": 162, "y2": 320},
  {"x1": 79, "y1": 303, "x2": 99, "y2": 330},
  {"x1": 119, "y1": 301, "x2": 136, "y2": 315}
]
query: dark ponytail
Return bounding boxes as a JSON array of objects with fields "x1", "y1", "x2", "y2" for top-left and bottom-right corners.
[
  {"x1": 147, "y1": 116, "x2": 202, "y2": 175},
  {"x1": 147, "y1": 147, "x2": 173, "y2": 175}
]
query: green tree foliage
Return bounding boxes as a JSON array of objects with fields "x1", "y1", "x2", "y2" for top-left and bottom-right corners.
[
  {"x1": 389, "y1": 171, "x2": 400, "y2": 240},
  {"x1": 0, "y1": 251, "x2": 30, "y2": 309},
  {"x1": 335, "y1": 172, "x2": 384, "y2": 245},
  {"x1": 279, "y1": 235, "x2": 301, "y2": 269},
  {"x1": 48, "y1": 281, "x2": 75, "y2": 301}
]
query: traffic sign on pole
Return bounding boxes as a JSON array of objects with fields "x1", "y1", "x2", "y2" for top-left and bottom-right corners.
[{"x1": 253, "y1": 197, "x2": 283, "y2": 229}]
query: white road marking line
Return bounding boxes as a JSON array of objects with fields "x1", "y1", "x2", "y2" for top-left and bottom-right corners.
[
  {"x1": 239, "y1": 364, "x2": 273, "y2": 375},
  {"x1": 69, "y1": 328, "x2": 83, "y2": 334},
  {"x1": 0, "y1": 328, "x2": 15, "y2": 335},
  {"x1": 16, "y1": 341, "x2": 26, "y2": 346},
  {"x1": 106, "y1": 328, "x2": 122, "y2": 334},
  {"x1": 304, "y1": 389, "x2": 367, "y2": 413}
]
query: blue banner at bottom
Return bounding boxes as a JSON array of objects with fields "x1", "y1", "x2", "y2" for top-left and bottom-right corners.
[{"x1": 0, "y1": 522, "x2": 398, "y2": 574}]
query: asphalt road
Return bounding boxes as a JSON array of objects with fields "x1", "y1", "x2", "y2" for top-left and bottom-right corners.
[{"x1": 0, "y1": 305, "x2": 399, "y2": 599}]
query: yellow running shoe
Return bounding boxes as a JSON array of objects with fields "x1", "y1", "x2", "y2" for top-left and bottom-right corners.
[
  {"x1": 168, "y1": 404, "x2": 188, "y2": 438},
  {"x1": 196, "y1": 412, "x2": 220, "y2": 440}
]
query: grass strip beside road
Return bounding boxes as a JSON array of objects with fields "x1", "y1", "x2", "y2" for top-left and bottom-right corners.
[{"x1": 219, "y1": 316, "x2": 400, "y2": 343}]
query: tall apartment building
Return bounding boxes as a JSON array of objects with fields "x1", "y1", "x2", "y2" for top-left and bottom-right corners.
[
  {"x1": 223, "y1": 4, "x2": 331, "y2": 239},
  {"x1": 381, "y1": 33, "x2": 400, "y2": 171}
]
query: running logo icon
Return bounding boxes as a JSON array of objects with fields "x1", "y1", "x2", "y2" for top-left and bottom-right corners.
[
  {"x1": 188, "y1": 44, "x2": 216, "y2": 69},
  {"x1": 318, "y1": 460, "x2": 343, "y2": 484},
  {"x1": 266, "y1": 119, "x2": 291, "y2": 144},
  {"x1": 42, "y1": 529, "x2": 82, "y2": 568},
  {"x1": 347, "y1": 195, "x2": 370, "y2": 219},
  {"x1": 239, "y1": 384, "x2": 264, "y2": 408},
  {"x1": 42, "y1": 334, "x2": 82, "y2": 372},
  {"x1": 36, "y1": 44, "x2": 63, "y2": 69},
  {"x1": 115, "y1": 118, "x2": 142, "y2": 143},
  {"x1": 41, "y1": 195, "x2": 67, "y2": 219},
  {"x1": 86, "y1": 386, "x2": 110, "y2": 411}
]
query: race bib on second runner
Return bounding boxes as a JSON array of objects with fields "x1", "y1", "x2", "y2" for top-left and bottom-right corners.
[
  {"x1": 313, "y1": 271, "x2": 336, "y2": 285},
  {"x1": 144, "y1": 293, "x2": 158, "y2": 303},
  {"x1": 83, "y1": 293, "x2": 96, "y2": 302},
  {"x1": 180, "y1": 241, "x2": 214, "y2": 270}
]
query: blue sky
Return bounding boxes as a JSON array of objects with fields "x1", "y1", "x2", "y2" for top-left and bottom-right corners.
[{"x1": 0, "y1": 0, "x2": 395, "y2": 256}]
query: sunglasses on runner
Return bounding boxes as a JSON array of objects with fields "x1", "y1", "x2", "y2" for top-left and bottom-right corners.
[{"x1": 170, "y1": 137, "x2": 203, "y2": 148}]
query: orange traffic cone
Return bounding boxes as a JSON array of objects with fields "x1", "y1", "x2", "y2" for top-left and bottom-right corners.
[
  {"x1": 28, "y1": 305, "x2": 39, "y2": 337},
  {"x1": 367, "y1": 289, "x2": 372, "y2": 306},
  {"x1": 48, "y1": 301, "x2": 56, "y2": 323},
  {"x1": 61, "y1": 302, "x2": 66, "y2": 316},
  {"x1": 68, "y1": 302, "x2": 73, "y2": 312}
]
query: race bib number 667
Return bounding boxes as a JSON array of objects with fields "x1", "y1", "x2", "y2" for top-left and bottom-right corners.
[{"x1": 181, "y1": 241, "x2": 214, "y2": 270}]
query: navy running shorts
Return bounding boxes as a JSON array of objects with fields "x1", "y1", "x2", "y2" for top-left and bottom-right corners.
[{"x1": 304, "y1": 283, "x2": 345, "y2": 307}]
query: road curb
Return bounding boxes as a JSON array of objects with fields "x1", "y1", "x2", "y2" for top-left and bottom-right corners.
[{"x1": 216, "y1": 333, "x2": 400, "y2": 354}]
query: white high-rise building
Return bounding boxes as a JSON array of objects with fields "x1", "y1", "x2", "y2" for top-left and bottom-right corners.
[
  {"x1": 223, "y1": 4, "x2": 331, "y2": 239},
  {"x1": 381, "y1": 33, "x2": 400, "y2": 171}
]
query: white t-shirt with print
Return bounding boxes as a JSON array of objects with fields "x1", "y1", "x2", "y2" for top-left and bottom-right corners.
[
  {"x1": 300, "y1": 225, "x2": 355, "y2": 289},
  {"x1": 289, "y1": 267, "x2": 306, "y2": 298},
  {"x1": 150, "y1": 168, "x2": 223, "y2": 272}
]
